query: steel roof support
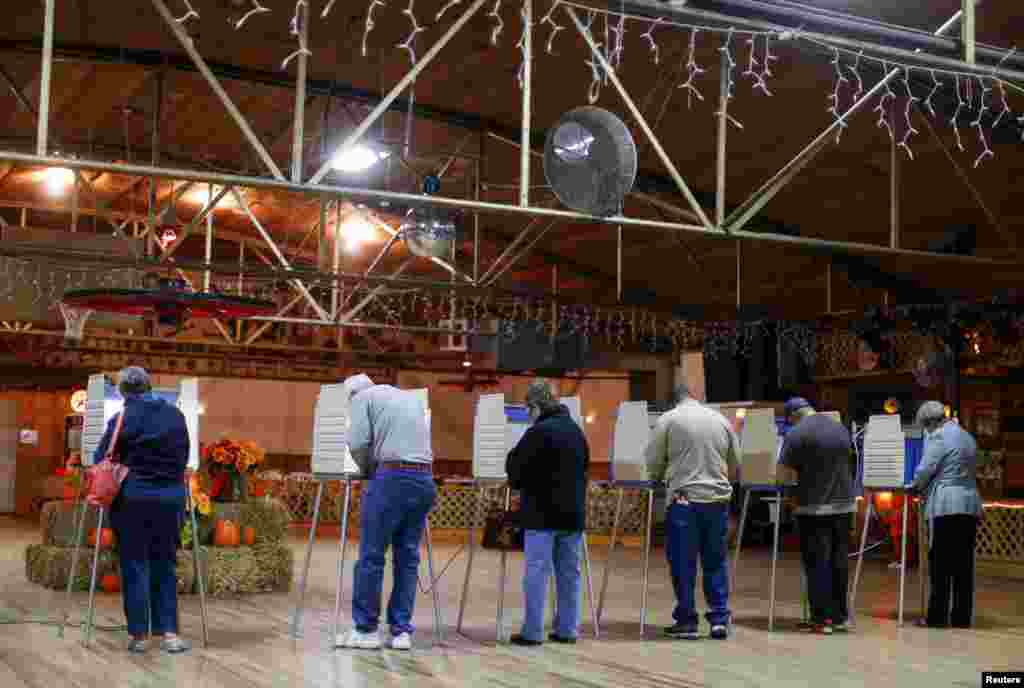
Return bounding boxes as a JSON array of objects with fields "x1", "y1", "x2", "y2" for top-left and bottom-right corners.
[{"x1": 36, "y1": 0, "x2": 54, "y2": 156}]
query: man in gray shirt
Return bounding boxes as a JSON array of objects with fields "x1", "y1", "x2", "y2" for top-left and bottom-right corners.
[
  {"x1": 645, "y1": 384, "x2": 739, "y2": 640},
  {"x1": 338, "y1": 374, "x2": 436, "y2": 652},
  {"x1": 778, "y1": 397, "x2": 856, "y2": 635}
]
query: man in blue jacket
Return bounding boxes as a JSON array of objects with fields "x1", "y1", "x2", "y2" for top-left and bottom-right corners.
[{"x1": 506, "y1": 380, "x2": 590, "y2": 646}]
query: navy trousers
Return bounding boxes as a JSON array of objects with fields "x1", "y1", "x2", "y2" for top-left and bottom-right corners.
[
  {"x1": 110, "y1": 476, "x2": 186, "y2": 637},
  {"x1": 665, "y1": 501, "x2": 731, "y2": 628},
  {"x1": 352, "y1": 468, "x2": 437, "y2": 636}
]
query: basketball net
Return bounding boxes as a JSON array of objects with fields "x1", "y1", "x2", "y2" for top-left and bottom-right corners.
[{"x1": 58, "y1": 302, "x2": 93, "y2": 344}]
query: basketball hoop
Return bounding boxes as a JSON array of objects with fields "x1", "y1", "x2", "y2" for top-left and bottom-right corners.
[{"x1": 58, "y1": 302, "x2": 93, "y2": 344}]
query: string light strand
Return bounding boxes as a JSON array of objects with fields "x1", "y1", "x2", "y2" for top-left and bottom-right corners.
[
  {"x1": 435, "y1": 0, "x2": 462, "y2": 20},
  {"x1": 488, "y1": 0, "x2": 504, "y2": 45},
  {"x1": 972, "y1": 77, "x2": 994, "y2": 168},
  {"x1": 583, "y1": 10, "x2": 603, "y2": 103},
  {"x1": 992, "y1": 47, "x2": 1016, "y2": 128},
  {"x1": 847, "y1": 50, "x2": 863, "y2": 101},
  {"x1": 951, "y1": 75, "x2": 966, "y2": 151},
  {"x1": 281, "y1": 1, "x2": 312, "y2": 70},
  {"x1": 873, "y1": 62, "x2": 895, "y2": 141},
  {"x1": 233, "y1": 0, "x2": 270, "y2": 29},
  {"x1": 716, "y1": 30, "x2": 743, "y2": 129},
  {"x1": 678, "y1": 28, "x2": 705, "y2": 108},
  {"x1": 361, "y1": 0, "x2": 387, "y2": 57},
  {"x1": 640, "y1": 18, "x2": 663, "y2": 65},
  {"x1": 826, "y1": 47, "x2": 849, "y2": 143},
  {"x1": 923, "y1": 69, "x2": 942, "y2": 118},
  {"x1": 516, "y1": 1, "x2": 530, "y2": 89},
  {"x1": 898, "y1": 69, "x2": 919, "y2": 160},
  {"x1": 609, "y1": 12, "x2": 626, "y2": 72},
  {"x1": 743, "y1": 35, "x2": 771, "y2": 95},
  {"x1": 539, "y1": 1, "x2": 564, "y2": 54},
  {"x1": 397, "y1": 0, "x2": 426, "y2": 66},
  {"x1": 175, "y1": 0, "x2": 199, "y2": 24}
]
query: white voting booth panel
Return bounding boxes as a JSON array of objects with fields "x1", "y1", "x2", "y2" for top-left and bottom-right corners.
[
  {"x1": 610, "y1": 401, "x2": 654, "y2": 484},
  {"x1": 311, "y1": 384, "x2": 360, "y2": 477},
  {"x1": 863, "y1": 414, "x2": 906, "y2": 489},
  {"x1": 740, "y1": 408, "x2": 781, "y2": 486},
  {"x1": 80, "y1": 374, "x2": 198, "y2": 467},
  {"x1": 472, "y1": 394, "x2": 582, "y2": 480}
]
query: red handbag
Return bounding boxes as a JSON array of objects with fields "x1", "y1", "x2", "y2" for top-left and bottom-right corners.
[{"x1": 86, "y1": 411, "x2": 130, "y2": 509}]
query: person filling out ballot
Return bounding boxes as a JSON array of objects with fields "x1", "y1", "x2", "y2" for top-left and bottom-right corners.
[
  {"x1": 338, "y1": 374, "x2": 437, "y2": 651},
  {"x1": 777, "y1": 397, "x2": 857, "y2": 636},
  {"x1": 645, "y1": 384, "x2": 738, "y2": 640},
  {"x1": 908, "y1": 401, "x2": 983, "y2": 629},
  {"x1": 506, "y1": 380, "x2": 590, "y2": 646}
]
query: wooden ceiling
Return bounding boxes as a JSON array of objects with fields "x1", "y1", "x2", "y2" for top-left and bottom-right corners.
[{"x1": 0, "y1": 0, "x2": 1022, "y2": 322}]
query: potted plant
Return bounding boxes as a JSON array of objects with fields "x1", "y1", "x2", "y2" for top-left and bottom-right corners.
[{"x1": 203, "y1": 438, "x2": 266, "y2": 503}]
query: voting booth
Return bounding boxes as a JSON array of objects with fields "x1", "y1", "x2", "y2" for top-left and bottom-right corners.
[{"x1": 67, "y1": 373, "x2": 207, "y2": 647}]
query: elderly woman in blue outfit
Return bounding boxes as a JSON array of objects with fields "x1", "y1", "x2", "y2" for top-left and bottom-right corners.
[
  {"x1": 94, "y1": 367, "x2": 192, "y2": 653},
  {"x1": 908, "y1": 401, "x2": 984, "y2": 629}
]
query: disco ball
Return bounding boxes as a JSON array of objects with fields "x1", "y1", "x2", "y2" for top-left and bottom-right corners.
[{"x1": 401, "y1": 207, "x2": 458, "y2": 259}]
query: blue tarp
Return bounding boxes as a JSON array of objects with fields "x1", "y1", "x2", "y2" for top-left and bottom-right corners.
[{"x1": 505, "y1": 405, "x2": 530, "y2": 424}]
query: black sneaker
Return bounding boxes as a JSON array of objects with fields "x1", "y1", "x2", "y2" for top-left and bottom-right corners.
[
  {"x1": 548, "y1": 633, "x2": 577, "y2": 644},
  {"x1": 664, "y1": 624, "x2": 700, "y2": 640},
  {"x1": 510, "y1": 634, "x2": 543, "y2": 647},
  {"x1": 710, "y1": 624, "x2": 729, "y2": 640}
]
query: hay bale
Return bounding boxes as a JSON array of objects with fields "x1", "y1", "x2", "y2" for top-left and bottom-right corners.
[
  {"x1": 239, "y1": 497, "x2": 290, "y2": 545},
  {"x1": 40, "y1": 501, "x2": 106, "y2": 547},
  {"x1": 194, "y1": 542, "x2": 293, "y2": 597},
  {"x1": 25, "y1": 544, "x2": 195, "y2": 594}
]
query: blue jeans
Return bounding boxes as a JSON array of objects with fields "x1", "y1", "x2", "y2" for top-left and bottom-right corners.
[
  {"x1": 521, "y1": 530, "x2": 582, "y2": 642},
  {"x1": 665, "y1": 501, "x2": 731, "y2": 628},
  {"x1": 110, "y1": 476, "x2": 186, "y2": 637},
  {"x1": 352, "y1": 469, "x2": 437, "y2": 635}
]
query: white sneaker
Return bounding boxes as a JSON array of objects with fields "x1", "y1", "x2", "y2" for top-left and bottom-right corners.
[
  {"x1": 390, "y1": 632, "x2": 412, "y2": 650},
  {"x1": 337, "y1": 629, "x2": 381, "y2": 650}
]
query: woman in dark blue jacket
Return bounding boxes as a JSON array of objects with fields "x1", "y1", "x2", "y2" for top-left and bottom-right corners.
[{"x1": 94, "y1": 367, "x2": 191, "y2": 653}]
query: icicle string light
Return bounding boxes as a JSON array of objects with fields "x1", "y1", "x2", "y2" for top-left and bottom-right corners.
[
  {"x1": 516, "y1": 1, "x2": 530, "y2": 90},
  {"x1": 898, "y1": 69, "x2": 920, "y2": 160},
  {"x1": 826, "y1": 47, "x2": 849, "y2": 143},
  {"x1": 539, "y1": 1, "x2": 564, "y2": 54},
  {"x1": 609, "y1": 12, "x2": 626, "y2": 72},
  {"x1": 873, "y1": 62, "x2": 895, "y2": 141},
  {"x1": 233, "y1": 0, "x2": 270, "y2": 29},
  {"x1": 992, "y1": 47, "x2": 1016, "y2": 128},
  {"x1": 436, "y1": 0, "x2": 462, "y2": 20},
  {"x1": 361, "y1": 0, "x2": 387, "y2": 57},
  {"x1": 281, "y1": 1, "x2": 312, "y2": 70},
  {"x1": 582, "y1": 10, "x2": 603, "y2": 103},
  {"x1": 743, "y1": 34, "x2": 773, "y2": 95},
  {"x1": 175, "y1": 0, "x2": 199, "y2": 24},
  {"x1": 678, "y1": 28, "x2": 705, "y2": 108},
  {"x1": 923, "y1": 69, "x2": 943, "y2": 118},
  {"x1": 717, "y1": 30, "x2": 744, "y2": 129},
  {"x1": 972, "y1": 77, "x2": 994, "y2": 168},
  {"x1": 488, "y1": 0, "x2": 504, "y2": 45},
  {"x1": 847, "y1": 50, "x2": 863, "y2": 102},
  {"x1": 397, "y1": 0, "x2": 426, "y2": 66},
  {"x1": 951, "y1": 75, "x2": 966, "y2": 151},
  {"x1": 640, "y1": 17, "x2": 663, "y2": 65}
]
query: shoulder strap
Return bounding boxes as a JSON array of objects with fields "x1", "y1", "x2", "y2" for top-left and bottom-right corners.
[{"x1": 105, "y1": 411, "x2": 126, "y2": 463}]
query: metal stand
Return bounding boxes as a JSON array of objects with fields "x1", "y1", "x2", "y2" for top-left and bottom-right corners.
[
  {"x1": 596, "y1": 487, "x2": 625, "y2": 626},
  {"x1": 58, "y1": 492, "x2": 89, "y2": 639},
  {"x1": 82, "y1": 506, "x2": 106, "y2": 646},
  {"x1": 188, "y1": 481, "x2": 210, "y2": 647},
  {"x1": 496, "y1": 484, "x2": 511, "y2": 642},
  {"x1": 330, "y1": 478, "x2": 353, "y2": 643},
  {"x1": 732, "y1": 486, "x2": 789, "y2": 632},
  {"x1": 850, "y1": 489, "x2": 910, "y2": 626},
  {"x1": 456, "y1": 481, "x2": 485, "y2": 634},
  {"x1": 596, "y1": 483, "x2": 655, "y2": 636},
  {"x1": 423, "y1": 519, "x2": 445, "y2": 646},
  {"x1": 290, "y1": 479, "x2": 325, "y2": 639}
]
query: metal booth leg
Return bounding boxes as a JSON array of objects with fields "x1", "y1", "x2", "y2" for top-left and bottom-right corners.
[
  {"x1": 582, "y1": 533, "x2": 599, "y2": 639},
  {"x1": 58, "y1": 496, "x2": 89, "y2": 639},
  {"x1": 496, "y1": 485, "x2": 511, "y2": 642},
  {"x1": 898, "y1": 495, "x2": 909, "y2": 626},
  {"x1": 331, "y1": 478, "x2": 353, "y2": 645},
  {"x1": 83, "y1": 507, "x2": 106, "y2": 647},
  {"x1": 732, "y1": 490, "x2": 751, "y2": 592},
  {"x1": 849, "y1": 494, "x2": 873, "y2": 625},
  {"x1": 424, "y1": 518, "x2": 445, "y2": 646},
  {"x1": 189, "y1": 482, "x2": 210, "y2": 648},
  {"x1": 596, "y1": 487, "x2": 625, "y2": 626},
  {"x1": 456, "y1": 483, "x2": 483, "y2": 635},
  {"x1": 768, "y1": 493, "x2": 782, "y2": 633},
  {"x1": 290, "y1": 480, "x2": 324, "y2": 640},
  {"x1": 639, "y1": 488, "x2": 655, "y2": 637}
]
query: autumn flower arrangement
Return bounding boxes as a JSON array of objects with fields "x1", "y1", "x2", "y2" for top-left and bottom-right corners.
[
  {"x1": 202, "y1": 437, "x2": 266, "y2": 502},
  {"x1": 57, "y1": 452, "x2": 83, "y2": 499},
  {"x1": 180, "y1": 472, "x2": 213, "y2": 548}
]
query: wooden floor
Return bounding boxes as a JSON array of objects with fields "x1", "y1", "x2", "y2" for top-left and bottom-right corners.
[{"x1": 1, "y1": 516, "x2": 1021, "y2": 688}]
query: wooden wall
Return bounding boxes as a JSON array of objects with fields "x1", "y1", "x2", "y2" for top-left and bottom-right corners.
[{"x1": 2, "y1": 390, "x2": 73, "y2": 515}]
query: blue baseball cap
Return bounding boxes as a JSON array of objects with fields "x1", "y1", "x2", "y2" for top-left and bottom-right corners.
[{"x1": 783, "y1": 397, "x2": 811, "y2": 416}]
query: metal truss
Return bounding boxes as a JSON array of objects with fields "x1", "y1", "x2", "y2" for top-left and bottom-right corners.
[{"x1": 9, "y1": 0, "x2": 1022, "y2": 349}]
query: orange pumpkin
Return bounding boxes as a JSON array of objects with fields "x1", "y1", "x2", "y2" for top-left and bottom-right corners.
[
  {"x1": 89, "y1": 528, "x2": 115, "y2": 549},
  {"x1": 242, "y1": 526, "x2": 256, "y2": 546},
  {"x1": 100, "y1": 573, "x2": 121, "y2": 593},
  {"x1": 213, "y1": 519, "x2": 240, "y2": 547}
]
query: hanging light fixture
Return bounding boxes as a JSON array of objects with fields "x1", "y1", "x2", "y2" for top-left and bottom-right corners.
[
  {"x1": 44, "y1": 167, "x2": 75, "y2": 196},
  {"x1": 331, "y1": 145, "x2": 390, "y2": 173}
]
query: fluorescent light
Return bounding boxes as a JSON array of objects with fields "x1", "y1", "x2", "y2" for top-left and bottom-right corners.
[
  {"x1": 44, "y1": 167, "x2": 74, "y2": 196},
  {"x1": 331, "y1": 146, "x2": 389, "y2": 173}
]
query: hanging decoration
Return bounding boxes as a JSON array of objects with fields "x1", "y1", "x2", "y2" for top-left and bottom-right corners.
[
  {"x1": 488, "y1": 0, "x2": 505, "y2": 45},
  {"x1": 232, "y1": 0, "x2": 270, "y2": 29},
  {"x1": 516, "y1": 1, "x2": 530, "y2": 89},
  {"x1": 435, "y1": 0, "x2": 462, "y2": 20},
  {"x1": 397, "y1": 0, "x2": 426, "y2": 66},
  {"x1": 281, "y1": 1, "x2": 312, "y2": 70},
  {"x1": 898, "y1": 69, "x2": 920, "y2": 159},
  {"x1": 640, "y1": 18, "x2": 663, "y2": 65},
  {"x1": 827, "y1": 47, "x2": 849, "y2": 143},
  {"x1": 678, "y1": 28, "x2": 705, "y2": 108},
  {"x1": 539, "y1": 1, "x2": 564, "y2": 54},
  {"x1": 174, "y1": 0, "x2": 199, "y2": 24},
  {"x1": 361, "y1": 0, "x2": 387, "y2": 57},
  {"x1": 717, "y1": 29, "x2": 744, "y2": 130},
  {"x1": 743, "y1": 33, "x2": 774, "y2": 96}
]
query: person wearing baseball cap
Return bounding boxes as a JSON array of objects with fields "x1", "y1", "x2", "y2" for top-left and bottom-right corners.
[{"x1": 778, "y1": 397, "x2": 856, "y2": 635}]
